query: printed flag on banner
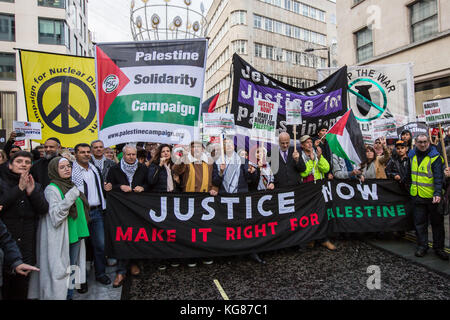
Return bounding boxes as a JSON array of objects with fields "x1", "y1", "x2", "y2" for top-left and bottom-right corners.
[
  {"x1": 231, "y1": 54, "x2": 348, "y2": 138},
  {"x1": 95, "y1": 39, "x2": 208, "y2": 147},
  {"x1": 326, "y1": 109, "x2": 367, "y2": 165},
  {"x1": 19, "y1": 50, "x2": 97, "y2": 147}
]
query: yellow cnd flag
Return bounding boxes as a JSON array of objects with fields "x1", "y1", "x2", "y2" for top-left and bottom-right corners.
[{"x1": 20, "y1": 50, "x2": 97, "y2": 147}]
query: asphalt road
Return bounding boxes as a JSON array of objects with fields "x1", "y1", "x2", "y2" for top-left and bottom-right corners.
[{"x1": 122, "y1": 239, "x2": 449, "y2": 300}]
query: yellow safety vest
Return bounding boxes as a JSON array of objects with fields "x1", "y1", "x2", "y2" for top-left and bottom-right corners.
[{"x1": 410, "y1": 154, "x2": 441, "y2": 198}]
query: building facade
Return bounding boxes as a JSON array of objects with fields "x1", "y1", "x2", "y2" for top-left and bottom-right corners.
[
  {"x1": 337, "y1": 0, "x2": 450, "y2": 116},
  {"x1": 205, "y1": 0, "x2": 337, "y2": 113},
  {"x1": 0, "y1": 0, "x2": 91, "y2": 137}
]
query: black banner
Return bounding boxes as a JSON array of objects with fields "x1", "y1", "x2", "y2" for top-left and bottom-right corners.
[
  {"x1": 230, "y1": 54, "x2": 348, "y2": 138},
  {"x1": 105, "y1": 180, "x2": 413, "y2": 259}
]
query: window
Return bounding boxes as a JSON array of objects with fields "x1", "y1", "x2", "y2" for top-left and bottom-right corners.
[
  {"x1": 38, "y1": 0, "x2": 65, "y2": 8},
  {"x1": 232, "y1": 40, "x2": 247, "y2": 55},
  {"x1": 39, "y1": 18, "x2": 69, "y2": 47},
  {"x1": 355, "y1": 27, "x2": 373, "y2": 62},
  {"x1": 265, "y1": 45, "x2": 273, "y2": 60},
  {"x1": 264, "y1": 17, "x2": 273, "y2": 32},
  {"x1": 0, "y1": 0, "x2": 15, "y2": 2},
  {"x1": 254, "y1": 43, "x2": 263, "y2": 57},
  {"x1": 254, "y1": 15, "x2": 262, "y2": 29},
  {"x1": 0, "y1": 14, "x2": 14, "y2": 41},
  {"x1": 231, "y1": 10, "x2": 246, "y2": 26},
  {"x1": 0, "y1": 91, "x2": 17, "y2": 135},
  {"x1": 410, "y1": 0, "x2": 438, "y2": 42},
  {"x1": 0, "y1": 52, "x2": 15, "y2": 80},
  {"x1": 274, "y1": 20, "x2": 282, "y2": 34}
]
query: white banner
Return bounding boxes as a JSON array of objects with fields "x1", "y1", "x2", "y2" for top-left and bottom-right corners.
[
  {"x1": 424, "y1": 97, "x2": 450, "y2": 126},
  {"x1": 251, "y1": 98, "x2": 278, "y2": 144},
  {"x1": 318, "y1": 63, "x2": 415, "y2": 143},
  {"x1": 13, "y1": 121, "x2": 42, "y2": 140}
]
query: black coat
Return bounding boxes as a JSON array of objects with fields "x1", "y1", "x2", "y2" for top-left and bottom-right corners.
[
  {"x1": 147, "y1": 163, "x2": 179, "y2": 192},
  {"x1": 0, "y1": 170, "x2": 48, "y2": 265},
  {"x1": 273, "y1": 146, "x2": 306, "y2": 188},
  {"x1": 106, "y1": 163, "x2": 149, "y2": 192},
  {"x1": 90, "y1": 157, "x2": 117, "y2": 182},
  {"x1": 0, "y1": 219, "x2": 23, "y2": 272},
  {"x1": 30, "y1": 156, "x2": 57, "y2": 188}
]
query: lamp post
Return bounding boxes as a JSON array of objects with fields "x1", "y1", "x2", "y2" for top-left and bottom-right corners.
[{"x1": 304, "y1": 47, "x2": 330, "y2": 68}]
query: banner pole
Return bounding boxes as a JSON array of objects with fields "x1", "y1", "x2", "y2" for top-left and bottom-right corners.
[
  {"x1": 439, "y1": 123, "x2": 448, "y2": 168},
  {"x1": 225, "y1": 62, "x2": 233, "y2": 114},
  {"x1": 293, "y1": 125, "x2": 297, "y2": 153}
]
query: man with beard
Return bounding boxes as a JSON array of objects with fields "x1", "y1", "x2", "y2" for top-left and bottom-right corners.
[{"x1": 30, "y1": 138, "x2": 61, "y2": 188}]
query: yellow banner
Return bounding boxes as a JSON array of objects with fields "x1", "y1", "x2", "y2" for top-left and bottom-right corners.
[{"x1": 20, "y1": 50, "x2": 97, "y2": 147}]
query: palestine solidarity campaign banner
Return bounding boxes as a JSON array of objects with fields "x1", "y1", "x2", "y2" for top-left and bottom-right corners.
[
  {"x1": 95, "y1": 39, "x2": 208, "y2": 146},
  {"x1": 105, "y1": 180, "x2": 413, "y2": 259},
  {"x1": 231, "y1": 54, "x2": 348, "y2": 138}
]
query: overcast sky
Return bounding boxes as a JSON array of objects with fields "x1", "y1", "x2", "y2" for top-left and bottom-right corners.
[{"x1": 88, "y1": 0, "x2": 213, "y2": 43}]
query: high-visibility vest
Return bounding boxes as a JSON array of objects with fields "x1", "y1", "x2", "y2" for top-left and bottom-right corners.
[{"x1": 410, "y1": 154, "x2": 441, "y2": 198}]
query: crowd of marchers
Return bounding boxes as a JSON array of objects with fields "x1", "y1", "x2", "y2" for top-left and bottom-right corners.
[{"x1": 0, "y1": 125, "x2": 448, "y2": 300}]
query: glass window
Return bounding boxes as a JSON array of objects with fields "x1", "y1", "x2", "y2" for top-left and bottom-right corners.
[
  {"x1": 264, "y1": 17, "x2": 273, "y2": 32},
  {"x1": 0, "y1": 52, "x2": 15, "y2": 80},
  {"x1": 254, "y1": 15, "x2": 262, "y2": 29},
  {"x1": 284, "y1": 0, "x2": 291, "y2": 11},
  {"x1": 39, "y1": 18, "x2": 69, "y2": 47},
  {"x1": 265, "y1": 45, "x2": 273, "y2": 60},
  {"x1": 38, "y1": 0, "x2": 65, "y2": 8},
  {"x1": 274, "y1": 20, "x2": 282, "y2": 33},
  {"x1": 302, "y1": 4, "x2": 309, "y2": 16},
  {"x1": 0, "y1": 0, "x2": 15, "y2": 2},
  {"x1": 232, "y1": 40, "x2": 247, "y2": 54},
  {"x1": 355, "y1": 27, "x2": 373, "y2": 62},
  {"x1": 0, "y1": 91, "x2": 17, "y2": 135},
  {"x1": 0, "y1": 14, "x2": 14, "y2": 41},
  {"x1": 410, "y1": 0, "x2": 438, "y2": 42},
  {"x1": 254, "y1": 43, "x2": 263, "y2": 57}
]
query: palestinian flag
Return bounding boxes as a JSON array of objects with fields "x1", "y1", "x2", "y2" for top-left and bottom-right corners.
[
  {"x1": 201, "y1": 92, "x2": 219, "y2": 115},
  {"x1": 326, "y1": 109, "x2": 367, "y2": 164}
]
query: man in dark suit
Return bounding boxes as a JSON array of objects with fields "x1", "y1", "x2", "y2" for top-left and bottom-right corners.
[{"x1": 273, "y1": 132, "x2": 306, "y2": 188}]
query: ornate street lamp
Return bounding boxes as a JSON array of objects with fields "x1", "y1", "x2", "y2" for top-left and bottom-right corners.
[{"x1": 130, "y1": 0, "x2": 208, "y2": 41}]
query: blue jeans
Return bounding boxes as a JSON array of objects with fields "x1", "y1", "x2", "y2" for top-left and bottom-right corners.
[
  {"x1": 67, "y1": 241, "x2": 81, "y2": 300},
  {"x1": 88, "y1": 208, "x2": 107, "y2": 278}
]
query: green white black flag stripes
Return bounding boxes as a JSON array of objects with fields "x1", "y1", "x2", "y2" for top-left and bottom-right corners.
[
  {"x1": 95, "y1": 39, "x2": 208, "y2": 147},
  {"x1": 326, "y1": 109, "x2": 367, "y2": 165}
]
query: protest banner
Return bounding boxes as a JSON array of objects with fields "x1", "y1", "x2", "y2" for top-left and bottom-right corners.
[
  {"x1": 231, "y1": 54, "x2": 348, "y2": 138},
  {"x1": 95, "y1": 39, "x2": 208, "y2": 147},
  {"x1": 251, "y1": 98, "x2": 278, "y2": 144},
  {"x1": 104, "y1": 180, "x2": 413, "y2": 259},
  {"x1": 424, "y1": 97, "x2": 450, "y2": 127},
  {"x1": 202, "y1": 113, "x2": 235, "y2": 136},
  {"x1": 371, "y1": 118, "x2": 398, "y2": 140},
  {"x1": 318, "y1": 64, "x2": 415, "y2": 143},
  {"x1": 13, "y1": 121, "x2": 42, "y2": 140},
  {"x1": 396, "y1": 122, "x2": 428, "y2": 139},
  {"x1": 19, "y1": 50, "x2": 97, "y2": 147}
]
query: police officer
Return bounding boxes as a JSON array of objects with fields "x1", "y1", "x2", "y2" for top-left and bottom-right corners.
[{"x1": 409, "y1": 134, "x2": 448, "y2": 260}]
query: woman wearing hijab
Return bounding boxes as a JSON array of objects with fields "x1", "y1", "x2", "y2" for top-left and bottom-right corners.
[{"x1": 28, "y1": 156, "x2": 90, "y2": 300}]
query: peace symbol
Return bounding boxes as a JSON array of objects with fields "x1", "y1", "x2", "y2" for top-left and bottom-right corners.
[{"x1": 37, "y1": 76, "x2": 96, "y2": 134}]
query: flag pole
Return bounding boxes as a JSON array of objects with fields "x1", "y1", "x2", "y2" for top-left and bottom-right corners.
[{"x1": 439, "y1": 123, "x2": 448, "y2": 168}]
